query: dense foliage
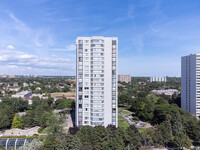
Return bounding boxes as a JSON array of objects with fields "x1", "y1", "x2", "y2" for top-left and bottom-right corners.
[
  {"x1": 1, "y1": 77, "x2": 200, "y2": 149},
  {"x1": 42, "y1": 125, "x2": 141, "y2": 150},
  {"x1": 0, "y1": 96, "x2": 74, "y2": 130}
]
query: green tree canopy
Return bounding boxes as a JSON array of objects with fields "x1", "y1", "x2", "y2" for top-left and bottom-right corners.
[{"x1": 12, "y1": 114, "x2": 23, "y2": 129}]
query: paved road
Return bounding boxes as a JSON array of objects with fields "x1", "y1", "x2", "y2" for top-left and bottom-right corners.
[
  {"x1": 0, "y1": 126, "x2": 40, "y2": 136},
  {"x1": 120, "y1": 113, "x2": 152, "y2": 128},
  {"x1": 63, "y1": 113, "x2": 74, "y2": 133}
]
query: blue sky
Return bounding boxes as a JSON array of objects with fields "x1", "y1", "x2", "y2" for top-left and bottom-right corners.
[{"x1": 0, "y1": 0, "x2": 199, "y2": 76}]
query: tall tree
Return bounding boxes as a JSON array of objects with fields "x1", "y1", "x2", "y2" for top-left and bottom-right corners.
[
  {"x1": 12, "y1": 114, "x2": 23, "y2": 129},
  {"x1": 57, "y1": 134, "x2": 81, "y2": 150},
  {"x1": 46, "y1": 114, "x2": 65, "y2": 135},
  {"x1": 125, "y1": 125, "x2": 142, "y2": 149}
]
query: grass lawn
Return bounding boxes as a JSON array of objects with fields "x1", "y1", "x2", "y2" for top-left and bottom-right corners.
[
  {"x1": 118, "y1": 107, "x2": 133, "y2": 115},
  {"x1": 51, "y1": 92, "x2": 75, "y2": 97},
  {"x1": 123, "y1": 110, "x2": 133, "y2": 115},
  {"x1": 118, "y1": 114, "x2": 130, "y2": 128},
  {"x1": 137, "y1": 127, "x2": 147, "y2": 133},
  {"x1": 118, "y1": 107, "x2": 124, "y2": 111}
]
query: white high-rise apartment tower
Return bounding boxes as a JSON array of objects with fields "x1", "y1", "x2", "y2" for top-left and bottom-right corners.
[
  {"x1": 181, "y1": 54, "x2": 200, "y2": 117},
  {"x1": 76, "y1": 36, "x2": 118, "y2": 127}
]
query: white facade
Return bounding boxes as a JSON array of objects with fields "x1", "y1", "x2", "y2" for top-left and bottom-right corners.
[
  {"x1": 76, "y1": 36, "x2": 118, "y2": 127},
  {"x1": 181, "y1": 54, "x2": 200, "y2": 117},
  {"x1": 150, "y1": 76, "x2": 167, "y2": 82},
  {"x1": 151, "y1": 89, "x2": 179, "y2": 96},
  {"x1": 118, "y1": 74, "x2": 131, "y2": 83},
  {"x1": 11, "y1": 91, "x2": 32, "y2": 99}
]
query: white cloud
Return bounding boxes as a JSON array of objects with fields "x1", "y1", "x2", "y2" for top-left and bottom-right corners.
[
  {"x1": 0, "y1": 49, "x2": 75, "y2": 75},
  {"x1": 50, "y1": 44, "x2": 76, "y2": 52},
  {"x1": 18, "y1": 54, "x2": 36, "y2": 59},
  {"x1": 9, "y1": 13, "x2": 26, "y2": 27},
  {"x1": 0, "y1": 50, "x2": 38, "y2": 62},
  {"x1": 0, "y1": 12, "x2": 76, "y2": 75},
  {"x1": 128, "y1": 4, "x2": 134, "y2": 19},
  {"x1": 7, "y1": 65, "x2": 18, "y2": 69},
  {"x1": 66, "y1": 44, "x2": 76, "y2": 51},
  {"x1": 35, "y1": 32, "x2": 43, "y2": 46},
  {"x1": 7, "y1": 45, "x2": 15, "y2": 49}
]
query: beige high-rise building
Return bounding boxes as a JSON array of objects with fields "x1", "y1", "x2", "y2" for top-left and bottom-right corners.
[{"x1": 118, "y1": 74, "x2": 131, "y2": 83}]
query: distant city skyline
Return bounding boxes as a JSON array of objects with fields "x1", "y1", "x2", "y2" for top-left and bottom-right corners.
[{"x1": 0, "y1": 0, "x2": 199, "y2": 76}]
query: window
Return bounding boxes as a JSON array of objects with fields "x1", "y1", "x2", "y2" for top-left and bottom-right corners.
[
  {"x1": 91, "y1": 39, "x2": 104, "y2": 43},
  {"x1": 112, "y1": 40, "x2": 116, "y2": 45},
  {"x1": 91, "y1": 44, "x2": 104, "y2": 47},
  {"x1": 79, "y1": 44, "x2": 83, "y2": 48},
  {"x1": 84, "y1": 104, "x2": 89, "y2": 107},
  {"x1": 91, "y1": 48, "x2": 104, "y2": 52},
  {"x1": 79, "y1": 49, "x2": 83, "y2": 53},
  {"x1": 85, "y1": 95, "x2": 89, "y2": 98},
  {"x1": 85, "y1": 112, "x2": 89, "y2": 115},
  {"x1": 85, "y1": 87, "x2": 89, "y2": 90},
  {"x1": 79, "y1": 57, "x2": 83, "y2": 62},
  {"x1": 85, "y1": 49, "x2": 88, "y2": 52},
  {"x1": 85, "y1": 74, "x2": 89, "y2": 77},
  {"x1": 84, "y1": 91, "x2": 89, "y2": 94}
]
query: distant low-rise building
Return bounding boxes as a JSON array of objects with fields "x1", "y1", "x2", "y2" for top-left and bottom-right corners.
[
  {"x1": 56, "y1": 83, "x2": 65, "y2": 91},
  {"x1": 150, "y1": 76, "x2": 167, "y2": 82},
  {"x1": 0, "y1": 74, "x2": 7, "y2": 78},
  {"x1": 45, "y1": 85, "x2": 51, "y2": 88},
  {"x1": 35, "y1": 87, "x2": 41, "y2": 90},
  {"x1": 118, "y1": 74, "x2": 131, "y2": 83},
  {"x1": 9, "y1": 87, "x2": 21, "y2": 92},
  {"x1": 11, "y1": 91, "x2": 32, "y2": 99},
  {"x1": 9, "y1": 75, "x2": 15, "y2": 78},
  {"x1": 23, "y1": 83, "x2": 29, "y2": 87},
  {"x1": 33, "y1": 81, "x2": 40, "y2": 84},
  {"x1": 151, "y1": 89, "x2": 179, "y2": 98},
  {"x1": 1, "y1": 89, "x2": 6, "y2": 95},
  {"x1": 13, "y1": 82, "x2": 19, "y2": 87},
  {"x1": 31, "y1": 93, "x2": 46, "y2": 99}
]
